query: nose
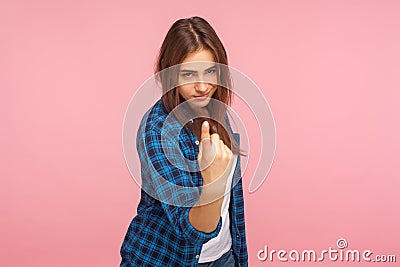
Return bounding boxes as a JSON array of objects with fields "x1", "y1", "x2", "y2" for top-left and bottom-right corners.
[{"x1": 194, "y1": 82, "x2": 209, "y2": 93}]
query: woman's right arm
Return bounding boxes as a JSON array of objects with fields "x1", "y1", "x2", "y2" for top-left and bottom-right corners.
[
  {"x1": 138, "y1": 117, "x2": 226, "y2": 245},
  {"x1": 188, "y1": 120, "x2": 234, "y2": 233}
]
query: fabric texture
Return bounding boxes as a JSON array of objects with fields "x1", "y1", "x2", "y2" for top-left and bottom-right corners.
[
  {"x1": 120, "y1": 98, "x2": 248, "y2": 267},
  {"x1": 198, "y1": 154, "x2": 237, "y2": 263},
  {"x1": 198, "y1": 248, "x2": 235, "y2": 267}
]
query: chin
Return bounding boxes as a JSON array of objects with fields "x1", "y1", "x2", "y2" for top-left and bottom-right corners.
[{"x1": 188, "y1": 98, "x2": 212, "y2": 108}]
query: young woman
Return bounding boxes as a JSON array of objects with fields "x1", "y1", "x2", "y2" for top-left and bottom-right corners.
[{"x1": 120, "y1": 16, "x2": 248, "y2": 267}]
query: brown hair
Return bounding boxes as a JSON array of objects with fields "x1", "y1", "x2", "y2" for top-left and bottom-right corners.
[{"x1": 154, "y1": 16, "x2": 245, "y2": 156}]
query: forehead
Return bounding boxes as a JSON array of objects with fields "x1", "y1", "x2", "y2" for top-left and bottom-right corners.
[
  {"x1": 182, "y1": 49, "x2": 215, "y2": 63},
  {"x1": 179, "y1": 49, "x2": 216, "y2": 71},
  {"x1": 179, "y1": 62, "x2": 216, "y2": 72}
]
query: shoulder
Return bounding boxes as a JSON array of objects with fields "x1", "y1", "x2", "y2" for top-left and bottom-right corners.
[
  {"x1": 137, "y1": 98, "x2": 181, "y2": 139},
  {"x1": 142, "y1": 98, "x2": 169, "y2": 131},
  {"x1": 137, "y1": 98, "x2": 189, "y2": 149}
]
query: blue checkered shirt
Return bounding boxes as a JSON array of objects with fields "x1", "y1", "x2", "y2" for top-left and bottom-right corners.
[{"x1": 120, "y1": 98, "x2": 248, "y2": 266}]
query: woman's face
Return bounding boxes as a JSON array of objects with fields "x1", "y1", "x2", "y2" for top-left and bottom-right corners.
[{"x1": 177, "y1": 49, "x2": 218, "y2": 109}]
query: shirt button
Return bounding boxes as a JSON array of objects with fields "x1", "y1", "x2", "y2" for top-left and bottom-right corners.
[
  {"x1": 195, "y1": 254, "x2": 200, "y2": 259},
  {"x1": 236, "y1": 234, "x2": 240, "y2": 238},
  {"x1": 195, "y1": 140, "x2": 200, "y2": 145}
]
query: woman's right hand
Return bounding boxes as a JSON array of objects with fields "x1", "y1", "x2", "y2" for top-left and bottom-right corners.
[{"x1": 197, "y1": 121, "x2": 233, "y2": 185}]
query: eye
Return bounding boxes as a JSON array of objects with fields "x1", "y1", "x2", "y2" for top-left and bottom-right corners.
[
  {"x1": 181, "y1": 72, "x2": 193, "y2": 78},
  {"x1": 207, "y1": 68, "x2": 216, "y2": 74}
]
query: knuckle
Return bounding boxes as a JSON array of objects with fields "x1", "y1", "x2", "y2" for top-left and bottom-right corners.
[
  {"x1": 220, "y1": 154, "x2": 227, "y2": 161},
  {"x1": 211, "y1": 133, "x2": 220, "y2": 139}
]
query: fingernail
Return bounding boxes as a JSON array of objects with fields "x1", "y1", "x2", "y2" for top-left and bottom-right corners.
[{"x1": 203, "y1": 121, "x2": 209, "y2": 127}]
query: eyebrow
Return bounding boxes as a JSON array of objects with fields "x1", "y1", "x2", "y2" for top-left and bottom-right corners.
[{"x1": 180, "y1": 64, "x2": 217, "y2": 73}]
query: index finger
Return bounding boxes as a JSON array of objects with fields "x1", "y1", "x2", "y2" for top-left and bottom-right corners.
[{"x1": 200, "y1": 120, "x2": 211, "y2": 141}]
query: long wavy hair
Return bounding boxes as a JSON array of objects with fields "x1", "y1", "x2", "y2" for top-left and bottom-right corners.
[{"x1": 154, "y1": 16, "x2": 245, "y2": 156}]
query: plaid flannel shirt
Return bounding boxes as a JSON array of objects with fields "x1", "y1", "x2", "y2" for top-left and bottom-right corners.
[{"x1": 120, "y1": 98, "x2": 248, "y2": 266}]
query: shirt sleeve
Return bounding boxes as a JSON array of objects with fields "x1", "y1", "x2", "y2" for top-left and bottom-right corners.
[{"x1": 137, "y1": 122, "x2": 222, "y2": 245}]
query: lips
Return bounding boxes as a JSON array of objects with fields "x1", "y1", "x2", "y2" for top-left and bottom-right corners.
[{"x1": 194, "y1": 92, "x2": 210, "y2": 99}]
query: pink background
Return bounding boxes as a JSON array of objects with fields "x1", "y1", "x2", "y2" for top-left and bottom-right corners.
[{"x1": 2, "y1": 0, "x2": 399, "y2": 266}]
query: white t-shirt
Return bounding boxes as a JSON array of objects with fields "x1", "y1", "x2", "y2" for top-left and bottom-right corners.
[{"x1": 198, "y1": 154, "x2": 238, "y2": 263}]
